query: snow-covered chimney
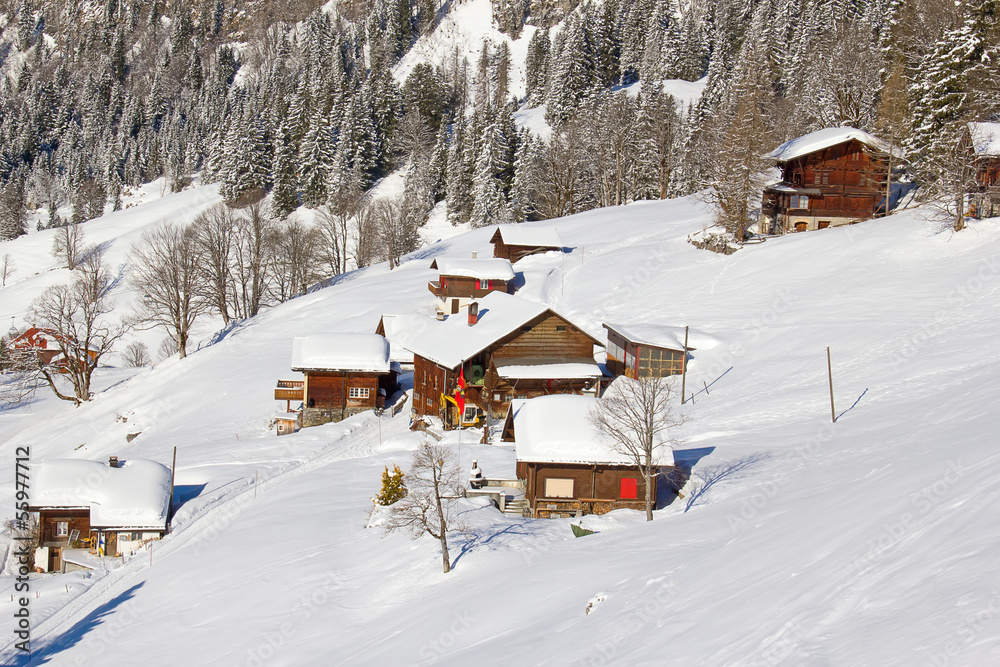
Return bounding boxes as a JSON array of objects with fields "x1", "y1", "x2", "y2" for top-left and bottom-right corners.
[
  {"x1": 468, "y1": 301, "x2": 479, "y2": 326},
  {"x1": 109, "y1": 456, "x2": 119, "y2": 468},
  {"x1": 472, "y1": 251, "x2": 477, "y2": 259}
]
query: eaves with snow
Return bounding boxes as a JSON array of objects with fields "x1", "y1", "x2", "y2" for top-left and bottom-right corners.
[{"x1": 765, "y1": 127, "x2": 892, "y2": 162}]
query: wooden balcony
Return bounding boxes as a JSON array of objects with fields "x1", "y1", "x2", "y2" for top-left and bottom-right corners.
[{"x1": 274, "y1": 380, "x2": 304, "y2": 401}]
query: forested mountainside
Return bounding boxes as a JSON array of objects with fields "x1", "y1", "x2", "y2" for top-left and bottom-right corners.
[{"x1": 0, "y1": 0, "x2": 998, "y2": 246}]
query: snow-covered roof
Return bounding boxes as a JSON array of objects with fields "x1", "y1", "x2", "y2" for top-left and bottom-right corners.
[
  {"x1": 397, "y1": 292, "x2": 602, "y2": 369},
  {"x1": 604, "y1": 323, "x2": 688, "y2": 352},
  {"x1": 375, "y1": 315, "x2": 416, "y2": 364},
  {"x1": 765, "y1": 127, "x2": 890, "y2": 161},
  {"x1": 492, "y1": 225, "x2": 562, "y2": 249},
  {"x1": 969, "y1": 122, "x2": 1000, "y2": 157},
  {"x1": 290, "y1": 334, "x2": 391, "y2": 373},
  {"x1": 429, "y1": 258, "x2": 516, "y2": 281},
  {"x1": 494, "y1": 357, "x2": 602, "y2": 380},
  {"x1": 509, "y1": 395, "x2": 674, "y2": 466},
  {"x1": 32, "y1": 459, "x2": 172, "y2": 530}
]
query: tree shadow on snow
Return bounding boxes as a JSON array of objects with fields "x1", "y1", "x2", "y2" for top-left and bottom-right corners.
[
  {"x1": 683, "y1": 451, "x2": 772, "y2": 513},
  {"x1": 30, "y1": 583, "x2": 144, "y2": 664},
  {"x1": 450, "y1": 519, "x2": 535, "y2": 570}
]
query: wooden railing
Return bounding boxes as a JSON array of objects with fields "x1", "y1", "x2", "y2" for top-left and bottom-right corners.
[{"x1": 274, "y1": 380, "x2": 304, "y2": 401}]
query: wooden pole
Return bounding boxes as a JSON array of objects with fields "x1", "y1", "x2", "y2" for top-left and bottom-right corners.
[
  {"x1": 681, "y1": 326, "x2": 689, "y2": 403},
  {"x1": 168, "y1": 446, "x2": 177, "y2": 522},
  {"x1": 827, "y1": 346, "x2": 836, "y2": 423}
]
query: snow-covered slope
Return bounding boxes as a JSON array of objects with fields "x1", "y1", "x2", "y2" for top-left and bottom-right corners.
[{"x1": 2, "y1": 189, "x2": 1000, "y2": 665}]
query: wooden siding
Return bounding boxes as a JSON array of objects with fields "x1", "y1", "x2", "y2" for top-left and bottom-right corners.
[
  {"x1": 521, "y1": 462, "x2": 657, "y2": 517},
  {"x1": 493, "y1": 241, "x2": 555, "y2": 263},
  {"x1": 304, "y1": 371, "x2": 379, "y2": 410},
  {"x1": 763, "y1": 139, "x2": 890, "y2": 232},
  {"x1": 412, "y1": 312, "x2": 601, "y2": 426},
  {"x1": 429, "y1": 276, "x2": 510, "y2": 300},
  {"x1": 38, "y1": 509, "x2": 91, "y2": 547}
]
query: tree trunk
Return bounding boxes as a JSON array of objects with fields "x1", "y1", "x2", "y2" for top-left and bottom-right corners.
[{"x1": 440, "y1": 533, "x2": 451, "y2": 573}]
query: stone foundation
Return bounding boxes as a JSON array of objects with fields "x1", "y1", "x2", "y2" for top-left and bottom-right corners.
[{"x1": 302, "y1": 406, "x2": 369, "y2": 427}]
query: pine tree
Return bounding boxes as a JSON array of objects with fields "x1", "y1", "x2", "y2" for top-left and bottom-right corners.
[{"x1": 373, "y1": 464, "x2": 407, "y2": 506}]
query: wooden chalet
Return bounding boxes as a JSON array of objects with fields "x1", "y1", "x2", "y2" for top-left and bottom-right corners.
[
  {"x1": 760, "y1": 128, "x2": 892, "y2": 235},
  {"x1": 9, "y1": 327, "x2": 99, "y2": 369},
  {"x1": 603, "y1": 322, "x2": 690, "y2": 380},
  {"x1": 287, "y1": 333, "x2": 398, "y2": 428},
  {"x1": 399, "y1": 292, "x2": 604, "y2": 429},
  {"x1": 490, "y1": 225, "x2": 562, "y2": 263},
  {"x1": 965, "y1": 122, "x2": 1000, "y2": 218},
  {"x1": 428, "y1": 257, "x2": 515, "y2": 315},
  {"x1": 502, "y1": 395, "x2": 676, "y2": 518},
  {"x1": 29, "y1": 458, "x2": 173, "y2": 572}
]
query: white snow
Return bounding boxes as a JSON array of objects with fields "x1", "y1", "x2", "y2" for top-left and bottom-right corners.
[
  {"x1": 968, "y1": 122, "x2": 1000, "y2": 157},
  {"x1": 289, "y1": 334, "x2": 390, "y2": 372},
  {"x1": 508, "y1": 394, "x2": 674, "y2": 466},
  {"x1": 32, "y1": 459, "x2": 171, "y2": 530},
  {"x1": 494, "y1": 357, "x2": 602, "y2": 379},
  {"x1": 766, "y1": 126, "x2": 891, "y2": 161},
  {"x1": 492, "y1": 224, "x2": 562, "y2": 249},
  {"x1": 431, "y1": 257, "x2": 516, "y2": 281},
  {"x1": 2, "y1": 179, "x2": 1000, "y2": 665}
]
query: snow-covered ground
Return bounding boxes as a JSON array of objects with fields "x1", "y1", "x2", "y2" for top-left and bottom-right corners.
[{"x1": 1, "y1": 185, "x2": 1000, "y2": 665}]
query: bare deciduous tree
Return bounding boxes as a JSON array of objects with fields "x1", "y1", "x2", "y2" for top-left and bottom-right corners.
[
  {"x1": 130, "y1": 222, "x2": 209, "y2": 359},
  {"x1": 385, "y1": 443, "x2": 467, "y2": 573},
  {"x1": 121, "y1": 340, "x2": 151, "y2": 367},
  {"x1": 192, "y1": 204, "x2": 237, "y2": 324},
  {"x1": 52, "y1": 220, "x2": 85, "y2": 270},
  {"x1": 1, "y1": 253, "x2": 14, "y2": 286},
  {"x1": 28, "y1": 249, "x2": 129, "y2": 405},
  {"x1": 590, "y1": 376, "x2": 685, "y2": 521},
  {"x1": 231, "y1": 203, "x2": 278, "y2": 318},
  {"x1": 0, "y1": 335, "x2": 39, "y2": 407},
  {"x1": 271, "y1": 219, "x2": 320, "y2": 301}
]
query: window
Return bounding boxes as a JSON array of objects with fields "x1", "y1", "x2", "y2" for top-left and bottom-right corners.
[
  {"x1": 349, "y1": 387, "x2": 370, "y2": 399},
  {"x1": 544, "y1": 478, "x2": 574, "y2": 498},
  {"x1": 790, "y1": 195, "x2": 809, "y2": 209},
  {"x1": 620, "y1": 478, "x2": 638, "y2": 499},
  {"x1": 56, "y1": 521, "x2": 69, "y2": 537},
  {"x1": 555, "y1": 325, "x2": 567, "y2": 332}
]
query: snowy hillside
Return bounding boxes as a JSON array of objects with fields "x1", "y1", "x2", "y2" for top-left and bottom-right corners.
[{"x1": 2, "y1": 186, "x2": 1000, "y2": 665}]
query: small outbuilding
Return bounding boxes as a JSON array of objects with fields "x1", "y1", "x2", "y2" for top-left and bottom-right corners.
[
  {"x1": 490, "y1": 225, "x2": 562, "y2": 263},
  {"x1": 603, "y1": 322, "x2": 690, "y2": 380},
  {"x1": 503, "y1": 395, "x2": 676, "y2": 518},
  {"x1": 29, "y1": 458, "x2": 173, "y2": 571},
  {"x1": 428, "y1": 258, "x2": 515, "y2": 315},
  {"x1": 291, "y1": 333, "x2": 398, "y2": 427}
]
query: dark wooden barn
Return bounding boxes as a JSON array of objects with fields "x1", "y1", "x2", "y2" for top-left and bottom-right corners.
[
  {"x1": 490, "y1": 225, "x2": 562, "y2": 263},
  {"x1": 502, "y1": 395, "x2": 677, "y2": 518},
  {"x1": 403, "y1": 292, "x2": 604, "y2": 429},
  {"x1": 966, "y1": 122, "x2": 1000, "y2": 219},
  {"x1": 760, "y1": 128, "x2": 892, "y2": 234}
]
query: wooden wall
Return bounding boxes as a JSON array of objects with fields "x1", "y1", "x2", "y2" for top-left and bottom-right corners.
[
  {"x1": 38, "y1": 509, "x2": 91, "y2": 547},
  {"x1": 304, "y1": 372, "x2": 379, "y2": 410},
  {"x1": 776, "y1": 139, "x2": 888, "y2": 220},
  {"x1": 521, "y1": 462, "x2": 657, "y2": 517},
  {"x1": 493, "y1": 313, "x2": 595, "y2": 360},
  {"x1": 494, "y1": 242, "x2": 553, "y2": 264}
]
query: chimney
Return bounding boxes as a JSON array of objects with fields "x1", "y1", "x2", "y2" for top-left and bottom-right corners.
[
  {"x1": 436, "y1": 308, "x2": 445, "y2": 321},
  {"x1": 468, "y1": 301, "x2": 479, "y2": 326},
  {"x1": 109, "y1": 456, "x2": 119, "y2": 468},
  {"x1": 471, "y1": 251, "x2": 477, "y2": 259}
]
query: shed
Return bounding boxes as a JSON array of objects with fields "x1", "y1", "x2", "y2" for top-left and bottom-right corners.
[
  {"x1": 966, "y1": 122, "x2": 1000, "y2": 218},
  {"x1": 29, "y1": 458, "x2": 172, "y2": 570},
  {"x1": 603, "y1": 323, "x2": 691, "y2": 379},
  {"x1": 503, "y1": 395, "x2": 675, "y2": 518},
  {"x1": 490, "y1": 225, "x2": 563, "y2": 263}
]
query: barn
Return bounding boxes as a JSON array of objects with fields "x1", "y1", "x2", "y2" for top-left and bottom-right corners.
[
  {"x1": 759, "y1": 127, "x2": 892, "y2": 234},
  {"x1": 490, "y1": 225, "x2": 563, "y2": 263},
  {"x1": 603, "y1": 322, "x2": 690, "y2": 380},
  {"x1": 402, "y1": 292, "x2": 604, "y2": 429},
  {"x1": 966, "y1": 122, "x2": 1000, "y2": 219},
  {"x1": 503, "y1": 395, "x2": 676, "y2": 518}
]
